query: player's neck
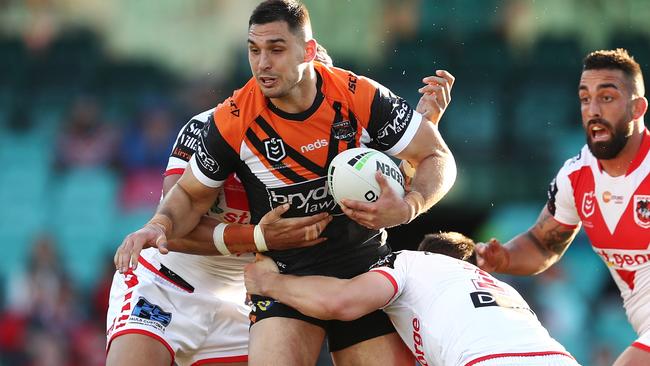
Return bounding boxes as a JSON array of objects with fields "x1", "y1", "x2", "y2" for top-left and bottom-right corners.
[
  {"x1": 599, "y1": 121, "x2": 645, "y2": 177},
  {"x1": 269, "y1": 65, "x2": 317, "y2": 114}
]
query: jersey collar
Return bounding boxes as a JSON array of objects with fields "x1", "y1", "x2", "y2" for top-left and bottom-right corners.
[
  {"x1": 601, "y1": 128, "x2": 650, "y2": 175},
  {"x1": 623, "y1": 128, "x2": 650, "y2": 176},
  {"x1": 266, "y1": 70, "x2": 324, "y2": 122}
]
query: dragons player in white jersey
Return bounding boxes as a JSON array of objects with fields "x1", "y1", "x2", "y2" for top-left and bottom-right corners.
[
  {"x1": 106, "y1": 109, "x2": 332, "y2": 366},
  {"x1": 476, "y1": 49, "x2": 650, "y2": 366},
  {"x1": 244, "y1": 232, "x2": 578, "y2": 366}
]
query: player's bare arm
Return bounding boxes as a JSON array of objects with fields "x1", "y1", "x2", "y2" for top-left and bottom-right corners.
[
  {"x1": 115, "y1": 173, "x2": 332, "y2": 272},
  {"x1": 116, "y1": 165, "x2": 218, "y2": 272},
  {"x1": 476, "y1": 206, "x2": 581, "y2": 275},
  {"x1": 167, "y1": 205, "x2": 331, "y2": 255},
  {"x1": 245, "y1": 256, "x2": 394, "y2": 321},
  {"x1": 340, "y1": 71, "x2": 457, "y2": 229}
]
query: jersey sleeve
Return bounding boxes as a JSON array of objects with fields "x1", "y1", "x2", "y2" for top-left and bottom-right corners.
[
  {"x1": 369, "y1": 252, "x2": 407, "y2": 308},
  {"x1": 546, "y1": 162, "x2": 581, "y2": 226},
  {"x1": 165, "y1": 109, "x2": 213, "y2": 176},
  {"x1": 189, "y1": 112, "x2": 239, "y2": 188},
  {"x1": 360, "y1": 78, "x2": 423, "y2": 156}
]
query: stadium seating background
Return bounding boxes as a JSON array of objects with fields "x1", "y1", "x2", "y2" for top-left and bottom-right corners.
[{"x1": 1, "y1": 1, "x2": 649, "y2": 365}]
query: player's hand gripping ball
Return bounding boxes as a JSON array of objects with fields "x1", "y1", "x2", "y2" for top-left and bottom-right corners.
[{"x1": 327, "y1": 147, "x2": 405, "y2": 205}]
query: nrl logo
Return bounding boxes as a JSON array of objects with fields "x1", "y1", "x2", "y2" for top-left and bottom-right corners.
[
  {"x1": 581, "y1": 191, "x2": 595, "y2": 218},
  {"x1": 633, "y1": 195, "x2": 650, "y2": 229},
  {"x1": 264, "y1": 137, "x2": 286, "y2": 162}
]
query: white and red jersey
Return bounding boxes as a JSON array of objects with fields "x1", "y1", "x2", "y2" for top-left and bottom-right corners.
[
  {"x1": 370, "y1": 251, "x2": 573, "y2": 366},
  {"x1": 548, "y1": 129, "x2": 650, "y2": 340},
  {"x1": 156, "y1": 109, "x2": 254, "y2": 287},
  {"x1": 106, "y1": 110, "x2": 254, "y2": 362}
]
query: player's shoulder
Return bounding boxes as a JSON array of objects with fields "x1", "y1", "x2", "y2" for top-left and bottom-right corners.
[
  {"x1": 212, "y1": 78, "x2": 267, "y2": 136},
  {"x1": 318, "y1": 63, "x2": 383, "y2": 101},
  {"x1": 558, "y1": 144, "x2": 593, "y2": 176},
  {"x1": 189, "y1": 108, "x2": 215, "y2": 124},
  {"x1": 370, "y1": 250, "x2": 423, "y2": 271}
]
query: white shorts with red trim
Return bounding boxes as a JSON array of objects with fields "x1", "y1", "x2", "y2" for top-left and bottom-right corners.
[
  {"x1": 466, "y1": 352, "x2": 580, "y2": 366},
  {"x1": 106, "y1": 255, "x2": 249, "y2": 365},
  {"x1": 633, "y1": 330, "x2": 650, "y2": 353}
]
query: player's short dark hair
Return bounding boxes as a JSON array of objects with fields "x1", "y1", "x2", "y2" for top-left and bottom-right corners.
[
  {"x1": 418, "y1": 232, "x2": 477, "y2": 265},
  {"x1": 249, "y1": 0, "x2": 311, "y2": 39},
  {"x1": 583, "y1": 48, "x2": 645, "y2": 96}
]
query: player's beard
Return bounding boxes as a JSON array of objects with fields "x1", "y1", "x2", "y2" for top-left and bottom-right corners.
[{"x1": 585, "y1": 117, "x2": 630, "y2": 160}]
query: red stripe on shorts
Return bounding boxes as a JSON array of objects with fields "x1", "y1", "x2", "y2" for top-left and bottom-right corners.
[{"x1": 465, "y1": 351, "x2": 575, "y2": 366}]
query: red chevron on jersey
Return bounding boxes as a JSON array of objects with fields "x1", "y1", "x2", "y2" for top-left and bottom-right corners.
[{"x1": 547, "y1": 129, "x2": 650, "y2": 335}]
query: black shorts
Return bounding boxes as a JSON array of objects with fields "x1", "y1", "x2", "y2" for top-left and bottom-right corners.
[{"x1": 249, "y1": 295, "x2": 396, "y2": 352}]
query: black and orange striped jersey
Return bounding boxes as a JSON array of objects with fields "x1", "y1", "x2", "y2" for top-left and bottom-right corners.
[{"x1": 190, "y1": 62, "x2": 423, "y2": 276}]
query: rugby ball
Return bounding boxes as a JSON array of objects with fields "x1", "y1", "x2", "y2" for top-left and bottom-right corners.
[{"x1": 327, "y1": 147, "x2": 405, "y2": 205}]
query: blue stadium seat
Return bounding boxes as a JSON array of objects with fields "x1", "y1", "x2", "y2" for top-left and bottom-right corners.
[
  {"x1": 49, "y1": 168, "x2": 119, "y2": 288},
  {"x1": 441, "y1": 83, "x2": 501, "y2": 156},
  {"x1": 0, "y1": 133, "x2": 51, "y2": 279}
]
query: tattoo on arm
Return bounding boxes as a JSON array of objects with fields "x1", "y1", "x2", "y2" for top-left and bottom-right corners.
[{"x1": 530, "y1": 210, "x2": 576, "y2": 256}]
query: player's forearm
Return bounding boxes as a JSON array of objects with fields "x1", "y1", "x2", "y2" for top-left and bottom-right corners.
[
  {"x1": 410, "y1": 133, "x2": 456, "y2": 210},
  {"x1": 261, "y1": 274, "x2": 366, "y2": 321},
  {"x1": 499, "y1": 231, "x2": 561, "y2": 275},
  {"x1": 166, "y1": 215, "x2": 220, "y2": 255},
  {"x1": 167, "y1": 216, "x2": 263, "y2": 255},
  {"x1": 157, "y1": 183, "x2": 214, "y2": 240}
]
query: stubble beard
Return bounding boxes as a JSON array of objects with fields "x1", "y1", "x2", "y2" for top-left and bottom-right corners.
[{"x1": 585, "y1": 116, "x2": 631, "y2": 160}]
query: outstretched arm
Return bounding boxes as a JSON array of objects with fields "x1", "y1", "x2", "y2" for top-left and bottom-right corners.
[
  {"x1": 245, "y1": 256, "x2": 395, "y2": 321},
  {"x1": 476, "y1": 205, "x2": 581, "y2": 275}
]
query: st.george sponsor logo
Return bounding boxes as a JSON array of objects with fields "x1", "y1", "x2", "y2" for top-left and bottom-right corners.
[
  {"x1": 595, "y1": 248, "x2": 650, "y2": 270},
  {"x1": 267, "y1": 177, "x2": 341, "y2": 216},
  {"x1": 377, "y1": 99, "x2": 411, "y2": 140},
  {"x1": 411, "y1": 317, "x2": 428, "y2": 366}
]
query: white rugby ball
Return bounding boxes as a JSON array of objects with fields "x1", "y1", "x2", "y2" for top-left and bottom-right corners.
[{"x1": 327, "y1": 147, "x2": 405, "y2": 205}]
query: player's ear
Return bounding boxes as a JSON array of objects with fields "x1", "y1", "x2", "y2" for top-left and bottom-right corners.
[
  {"x1": 632, "y1": 96, "x2": 648, "y2": 120},
  {"x1": 303, "y1": 39, "x2": 317, "y2": 63}
]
